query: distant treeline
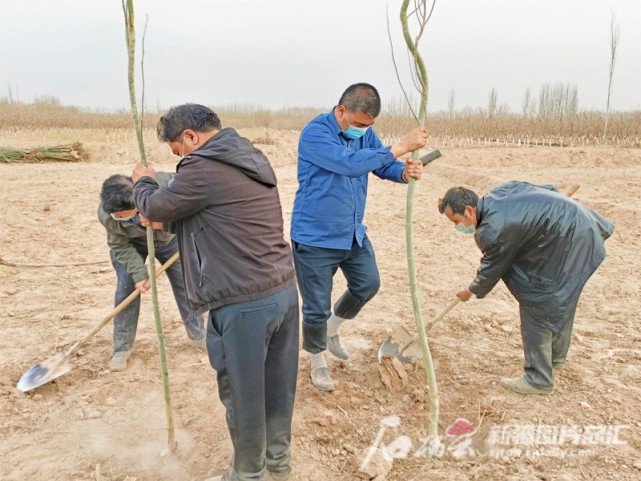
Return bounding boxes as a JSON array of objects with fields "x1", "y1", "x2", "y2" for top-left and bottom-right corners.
[{"x1": 1, "y1": 96, "x2": 639, "y2": 142}]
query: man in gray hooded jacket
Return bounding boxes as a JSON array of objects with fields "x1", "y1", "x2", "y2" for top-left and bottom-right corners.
[
  {"x1": 132, "y1": 104, "x2": 298, "y2": 481},
  {"x1": 439, "y1": 181, "x2": 614, "y2": 395}
]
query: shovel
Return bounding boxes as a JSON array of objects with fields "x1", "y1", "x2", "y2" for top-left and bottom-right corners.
[
  {"x1": 377, "y1": 297, "x2": 461, "y2": 363},
  {"x1": 16, "y1": 252, "x2": 180, "y2": 392},
  {"x1": 375, "y1": 149, "x2": 443, "y2": 364}
]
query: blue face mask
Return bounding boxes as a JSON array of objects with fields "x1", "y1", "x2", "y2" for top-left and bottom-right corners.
[
  {"x1": 344, "y1": 124, "x2": 368, "y2": 140},
  {"x1": 455, "y1": 223, "x2": 476, "y2": 234},
  {"x1": 343, "y1": 113, "x2": 369, "y2": 140}
]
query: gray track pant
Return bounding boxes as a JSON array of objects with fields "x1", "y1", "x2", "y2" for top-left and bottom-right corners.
[{"x1": 206, "y1": 285, "x2": 299, "y2": 481}]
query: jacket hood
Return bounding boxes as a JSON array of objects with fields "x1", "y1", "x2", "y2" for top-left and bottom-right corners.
[{"x1": 187, "y1": 128, "x2": 277, "y2": 187}]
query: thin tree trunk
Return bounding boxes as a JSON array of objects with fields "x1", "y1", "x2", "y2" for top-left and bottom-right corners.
[
  {"x1": 122, "y1": 0, "x2": 177, "y2": 454},
  {"x1": 400, "y1": 0, "x2": 440, "y2": 445}
]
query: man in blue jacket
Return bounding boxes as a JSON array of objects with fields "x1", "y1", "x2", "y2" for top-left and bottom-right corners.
[
  {"x1": 439, "y1": 181, "x2": 614, "y2": 395},
  {"x1": 291, "y1": 83, "x2": 428, "y2": 391}
]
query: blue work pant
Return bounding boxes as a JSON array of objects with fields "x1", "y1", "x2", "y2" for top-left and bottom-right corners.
[{"x1": 292, "y1": 236, "x2": 380, "y2": 353}]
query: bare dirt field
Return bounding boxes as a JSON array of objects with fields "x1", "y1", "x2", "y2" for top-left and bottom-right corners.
[{"x1": 1, "y1": 130, "x2": 640, "y2": 481}]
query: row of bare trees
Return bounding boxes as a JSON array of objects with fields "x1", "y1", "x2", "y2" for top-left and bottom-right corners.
[
  {"x1": 1, "y1": 98, "x2": 639, "y2": 145},
  {"x1": 390, "y1": 82, "x2": 586, "y2": 125},
  {"x1": 377, "y1": 108, "x2": 640, "y2": 142}
]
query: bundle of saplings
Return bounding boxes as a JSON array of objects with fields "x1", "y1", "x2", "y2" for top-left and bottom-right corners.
[{"x1": 0, "y1": 142, "x2": 86, "y2": 163}]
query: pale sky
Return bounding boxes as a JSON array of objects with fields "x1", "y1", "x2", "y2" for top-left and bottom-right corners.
[{"x1": 1, "y1": 0, "x2": 639, "y2": 113}]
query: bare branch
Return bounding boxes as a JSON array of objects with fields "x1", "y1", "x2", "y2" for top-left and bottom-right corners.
[
  {"x1": 604, "y1": 12, "x2": 620, "y2": 140},
  {"x1": 386, "y1": 7, "x2": 418, "y2": 122},
  {"x1": 140, "y1": 14, "x2": 149, "y2": 127}
]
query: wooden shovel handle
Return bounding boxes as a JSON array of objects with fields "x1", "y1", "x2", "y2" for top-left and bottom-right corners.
[
  {"x1": 397, "y1": 297, "x2": 461, "y2": 357},
  {"x1": 69, "y1": 252, "x2": 180, "y2": 354},
  {"x1": 567, "y1": 184, "x2": 580, "y2": 197},
  {"x1": 426, "y1": 297, "x2": 461, "y2": 331}
]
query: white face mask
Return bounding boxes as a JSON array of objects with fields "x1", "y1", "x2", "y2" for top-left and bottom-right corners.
[
  {"x1": 111, "y1": 213, "x2": 135, "y2": 222},
  {"x1": 180, "y1": 135, "x2": 186, "y2": 158}
]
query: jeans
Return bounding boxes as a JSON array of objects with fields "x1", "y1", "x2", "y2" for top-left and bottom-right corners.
[
  {"x1": 206, "y1": 285, "x2": 299, "y2": 481},
  {"x1": 292, "y1": 236, "x2": 380, "y2": 353},
  {"x1": 111, "y1": 240, "x2": 205, "y2": 353}
]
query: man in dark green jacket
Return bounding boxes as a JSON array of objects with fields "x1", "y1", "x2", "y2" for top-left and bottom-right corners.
[
  {"x1": 99, "y1": 173, "x2": 206, "y2": 371},
  {"x1": 439, "y1": 181, "x2": 614, "y2": 395}
]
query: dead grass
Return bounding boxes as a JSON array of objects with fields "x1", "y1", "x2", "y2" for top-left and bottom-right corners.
[{"x1": 1, "y1": 100, "x2": 639, "y2": 147}]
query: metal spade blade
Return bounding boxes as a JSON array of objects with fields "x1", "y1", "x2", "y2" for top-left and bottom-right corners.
[
  {"x1": 377, "y1": 297, "x2": 461, "y2": 363},
  {"x1": 16, "y1": 252, "x2": 180, "y2": 393},
  {"x1": 17, "y1": 344, "x2": 78, "y2": 392},
  {"x1": 377, "y1": 328, "x2": 417, "y2": 364}
]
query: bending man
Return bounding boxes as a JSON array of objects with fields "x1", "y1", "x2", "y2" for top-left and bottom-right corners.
[
  {"x1": 439, "y1": 181, "x2": 614, "y2": 394},
  {"x1": 98, "y1": 173, "x2": 206, "y2": 371}
]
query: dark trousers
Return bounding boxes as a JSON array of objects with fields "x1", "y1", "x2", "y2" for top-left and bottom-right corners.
[
  {"x1": 520, "y1": 297, "x2": 579, "y2": 389},
  {"x1": 111, "y1": 240, "x2": 204, "y2": 353},
  {"x1": 206, "y1": 285, "x2": 299, "y2": 481},
  {"x1": 292, "y1": 236, "x2": 380, "y2": 353}
]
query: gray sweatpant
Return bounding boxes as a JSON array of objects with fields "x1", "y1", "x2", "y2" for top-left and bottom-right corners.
[{"x1": 206, "y1": 285, "x2": 299, "y2": 481}]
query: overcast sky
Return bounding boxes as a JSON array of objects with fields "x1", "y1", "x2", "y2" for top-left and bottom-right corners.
[{"x1": 1, "y1": 0, "x2": 639, "y2": 113}]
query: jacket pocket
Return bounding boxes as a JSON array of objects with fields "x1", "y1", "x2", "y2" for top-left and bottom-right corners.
[
  {"x1": 529, "y1": 274, "x2": 554, "y2": 292},
  {"x1": 190, "y1": 228, "x2": 204, "y2": 287}
]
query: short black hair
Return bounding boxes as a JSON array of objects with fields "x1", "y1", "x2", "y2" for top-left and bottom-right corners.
[
  {"x1": 100, "y1": 174, "x2": 134, "y2": 213},
  {"x1": 438, "y1": 187, "x2": 479, "y2": 215},
  {"x1": 338, "y1": 83, "x2": 381, "y2": 118},
  {"x1": 157, "y1": 103, "x2": 222, "y2": 142}
]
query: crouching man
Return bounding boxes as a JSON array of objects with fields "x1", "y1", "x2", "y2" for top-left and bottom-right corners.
[{"x1": 99, "y1": 173, "x2": 206, "y2": 371}]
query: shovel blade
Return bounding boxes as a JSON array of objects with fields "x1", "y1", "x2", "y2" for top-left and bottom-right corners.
[
  {"x1": 377, "y1": 337, "x2": 415, "y2": 364},
  {"x1": 377, "y1": 325, "x2": 418, "y2": 364},
  {"x1": 17, "y1": 351, "x2": 74, "y2": 392}
]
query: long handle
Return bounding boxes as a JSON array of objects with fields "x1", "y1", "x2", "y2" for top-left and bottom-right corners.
[
  {"x1": 425, "y1": 297, "x2": 461, "y2": 330},
  {"x1": 567, "y1": 184, "x2": 580, "y2": 197},
  {"x1": 420, "y1": 149, "x2": 441, "y2": 166},
  {"x1": 397, "y1": 297, "x2": 461, "y2": 357},
  {"x1": 67, "y1": 252, "x2": 180, "y2": 356}
]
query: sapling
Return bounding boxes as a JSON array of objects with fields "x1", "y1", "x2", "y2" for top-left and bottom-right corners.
[
  {"x1": 121, "y1": 0, "x2": 177, "y2": 454},
  {"x1": 398, "y1": 0, "x2": 441, "y2": 451}
]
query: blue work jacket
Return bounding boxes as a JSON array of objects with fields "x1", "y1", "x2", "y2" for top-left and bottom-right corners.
[{"x1": 291, "y1": 110, "x2": 405, "y2": 250}]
